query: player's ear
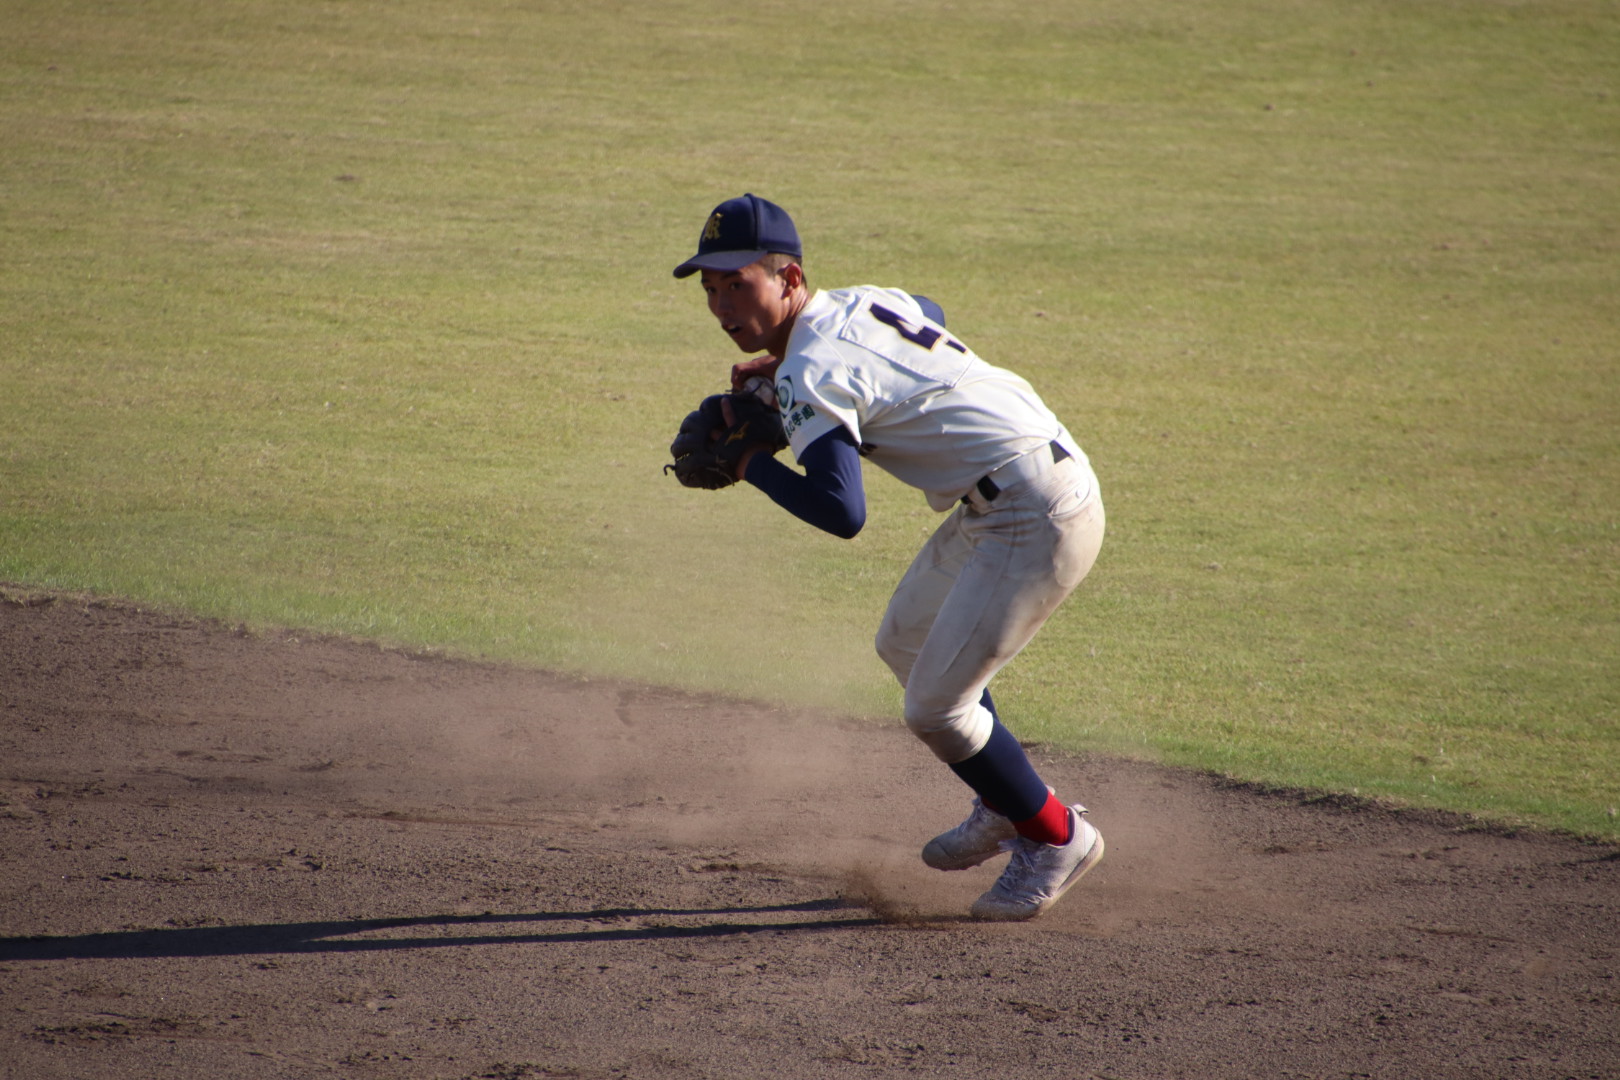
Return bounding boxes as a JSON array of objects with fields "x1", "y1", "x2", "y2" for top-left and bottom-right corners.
[{"x1": 778, "y1": 261, "x2": 805, "y2": 292}]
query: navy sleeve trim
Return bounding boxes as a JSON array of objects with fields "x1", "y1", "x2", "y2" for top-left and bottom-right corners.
[{"x1": 910, "y1": 294, "x2": 946, "y2": 328}]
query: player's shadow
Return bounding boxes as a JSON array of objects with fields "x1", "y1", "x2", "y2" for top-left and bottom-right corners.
[{"x1": 0, "y1": 900, "x2": 884, "y2": 961}]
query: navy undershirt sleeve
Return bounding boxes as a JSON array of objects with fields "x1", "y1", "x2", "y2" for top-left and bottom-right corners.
[{"x1": 742, "y1": 426, "x2": 867, "y2": 539}]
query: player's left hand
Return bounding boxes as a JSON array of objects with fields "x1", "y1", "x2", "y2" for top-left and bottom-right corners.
[{"x1": 665, "y1": 391, "x2": 787, "y2": 489}]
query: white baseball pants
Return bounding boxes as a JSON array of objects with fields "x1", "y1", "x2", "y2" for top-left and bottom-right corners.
[{"x1": 874, "y1": 454, "x2": 1105, "y2": 764}]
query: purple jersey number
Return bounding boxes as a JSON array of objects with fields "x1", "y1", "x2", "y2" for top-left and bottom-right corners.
[{"x1": 870, "y1": 303, "x2": 967, "y2": 354}]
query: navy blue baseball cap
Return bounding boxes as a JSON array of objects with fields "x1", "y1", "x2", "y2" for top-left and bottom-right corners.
[{"x1": 672, "y1": 194, "x2": 802, "y2": 278}]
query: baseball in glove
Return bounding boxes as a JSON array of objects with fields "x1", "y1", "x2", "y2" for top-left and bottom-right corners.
[{"x1": 665, "y1": 389, "x2": 787, "y2": 490}]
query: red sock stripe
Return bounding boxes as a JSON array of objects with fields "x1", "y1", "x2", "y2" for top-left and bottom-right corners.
[{"x1": 1012, "y1": 792, "x2": 1073, "y2": 846}]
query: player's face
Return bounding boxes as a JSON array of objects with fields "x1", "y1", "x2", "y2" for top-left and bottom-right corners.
[{"x1": 700, "y1": 261, "x2": 800, "y2": 358}]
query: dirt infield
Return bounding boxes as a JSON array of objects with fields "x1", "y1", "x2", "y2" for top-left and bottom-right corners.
[{"x1": 1, "y1": 590, "x2": 1616, "y2": 1080}]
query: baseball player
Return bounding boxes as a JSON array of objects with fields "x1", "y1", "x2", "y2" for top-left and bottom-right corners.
[{"x1": 669, "y1": 194, "x2": 1107, "y2": 920}]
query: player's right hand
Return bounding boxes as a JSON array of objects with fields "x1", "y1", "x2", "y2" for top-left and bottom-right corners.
[{"x1": 730, "y1": 355, "x2": 783, "y2": 392}]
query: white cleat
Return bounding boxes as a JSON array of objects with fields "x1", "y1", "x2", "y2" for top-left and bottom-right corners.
[
  {"x1": 921, "y1": 797, "x2": 1019, "y2": 871},
  {"x1": 970, "y1": 805, "x2": 1103, "y2": 921}
]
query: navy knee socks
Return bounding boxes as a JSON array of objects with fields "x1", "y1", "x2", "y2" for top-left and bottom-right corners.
[{"x1": 946, "y1": 690, "x2": 1072, "y2": 844}]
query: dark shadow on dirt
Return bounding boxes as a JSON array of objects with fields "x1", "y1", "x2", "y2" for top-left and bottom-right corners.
[{"x1": 0, "y1": 899, "x2": 885, "y2": 961}]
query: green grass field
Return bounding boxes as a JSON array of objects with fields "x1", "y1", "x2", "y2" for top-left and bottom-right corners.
[{"x1": 3, "y1": 0, "x2": 1616, "y2": 839}]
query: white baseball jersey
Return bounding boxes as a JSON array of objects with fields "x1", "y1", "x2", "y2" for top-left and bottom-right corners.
[{"x1": 775, "y1": 287, "x2": 1092, "y2": 511}]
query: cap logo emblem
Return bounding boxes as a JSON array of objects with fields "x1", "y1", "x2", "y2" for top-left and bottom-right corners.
[{"x1": 702, "y1": 212, "x2": 724, "y2": 242}]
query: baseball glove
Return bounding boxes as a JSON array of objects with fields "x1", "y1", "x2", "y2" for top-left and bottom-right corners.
[{"x1": 665, "y1": 391, "x2": 787, "y2": 490}]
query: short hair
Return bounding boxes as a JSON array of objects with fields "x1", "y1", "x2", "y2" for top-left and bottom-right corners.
[{"x1": 760, "y1": 252, "x2": 804, "y2": 280}]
